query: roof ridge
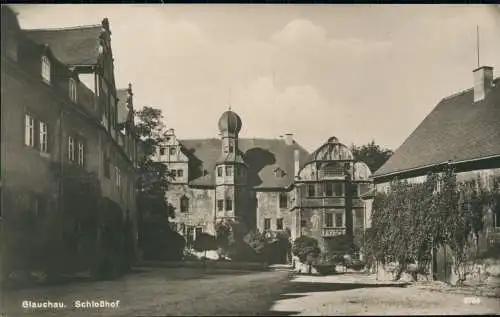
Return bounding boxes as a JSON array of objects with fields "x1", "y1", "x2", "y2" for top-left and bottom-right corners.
[
  {"x1": 22, "y1": 24, "x2": 101, "y2": 32},
  {"x1": 441, "y1": 87, "x2": 473, "y2": 102}
]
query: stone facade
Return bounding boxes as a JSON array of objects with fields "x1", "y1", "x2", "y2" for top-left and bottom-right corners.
[{"x1": 1, "y1": 7, "x2": 139, "y2": 273}]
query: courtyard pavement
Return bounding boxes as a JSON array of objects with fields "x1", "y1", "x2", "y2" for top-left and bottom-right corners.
[
  {"x1": 270, "y1": 273, "x2": 500, "y2": 315},
  {"x1": 2, "y1": 267, "x2": 499, "y2": 316}
]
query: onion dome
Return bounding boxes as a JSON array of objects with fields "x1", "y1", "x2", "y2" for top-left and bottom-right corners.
[{"x1": 218, "y1": 110, "x2": 242, "y2": 134}]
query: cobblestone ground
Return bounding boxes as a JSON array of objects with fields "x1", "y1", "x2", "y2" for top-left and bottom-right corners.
[
  {"x1": 270, "y1": 273, "x2": 500, "y2": 316},
  {"x1": 2, "y1": 267, "x2": 292, "y2": 317}
]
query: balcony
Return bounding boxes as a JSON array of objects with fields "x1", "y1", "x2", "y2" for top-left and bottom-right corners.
[{"x1": 322, "y1": 227, "x2": 346, "y2": 237}]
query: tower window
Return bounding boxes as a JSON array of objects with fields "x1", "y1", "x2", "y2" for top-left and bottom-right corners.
[
  {"x1": 226, "y1": 166, "x2": 233, "y2": 176},
  {"x1": 217, "y1": 199, "x2": 224, "y2": 211},
  {"x1": 177, "y1": 169, "x2": 183, "y2": 178},
  {"x1": 217, "y1": 166, "x2": 223, "y2": 177},
  {"x1": 279, "y1": 192, "x2": 288, "y2": 208},
  {"x1": 180, "y1": 196, "x2": 189, "y2": 213},
  {"x1": 325, "y1": 212, "x2": 333, "y2": 227},
  {"x1": 325, "y1": 183, "x2": 334, "y2": 196},
  {"x1": 160, "y1": 147, "x2": 166, "y2": 155},
  {"x1": 169, "y1": 147, "x2": 177, "y2": 155},
  {"x1": 225, "y1": 198, "x2": 232, "y2": 211},
  {"x1": 307, "y1": 184, "x2": 315, "y2": 197},
  {"x1": 335, "y1": 212, "x2": 343, "y2": 227}
]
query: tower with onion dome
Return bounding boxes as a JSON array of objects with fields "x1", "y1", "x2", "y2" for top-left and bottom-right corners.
[{"x1": 214, "y1": 107, "x2": 249, "y2": 224}]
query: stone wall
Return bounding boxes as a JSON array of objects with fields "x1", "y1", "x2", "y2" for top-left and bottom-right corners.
[{"x1": 168, "y1": 184, "x2": 216, "y2": 235}]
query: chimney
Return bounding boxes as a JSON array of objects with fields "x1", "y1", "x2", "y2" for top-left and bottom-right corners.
[
  {"x1": 294, "y1": 149, "x2": 300, "y2": 178},
  {"x1": 284, "y1": 133, "x2": 294, "y2": 146},
  {"x1": 473, "y1": 66, "x2": 494, "y2": 102}
]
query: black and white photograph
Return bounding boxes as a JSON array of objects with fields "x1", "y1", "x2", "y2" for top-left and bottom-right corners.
[{"x1": 1, "y1": 3, "x2": 500, "y2": 316}]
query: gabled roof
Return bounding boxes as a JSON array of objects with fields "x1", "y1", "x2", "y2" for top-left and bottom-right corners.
[
  {"x1": 374, "y1": 78, "x2": 500, "y2": 178},
  {"x1": 116, "y1": 89, "x2": 129, "y2": 124},
  {"x1": 179, "y1": 138, "x2": 310, "y2": 189},
  {"x1": 23, "y1": 25, "x2": 102, "y2": 66}
]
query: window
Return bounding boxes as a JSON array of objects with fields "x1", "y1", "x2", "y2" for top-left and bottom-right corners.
[
  {"x1": 325, "y1": 183, "x2": 333, "y2": 196},
  {"x1": 264, "y1": 218, "x2": 271, "y2": 230},
  {"x1": 225, "y1": 198, "x2": 232, "y2": 211},
  {"x1": 325, "y1": 212, "x2": 334, "y2": 227},
  {"x1": 38, "y1": 120, "x2": 48, "y2": 152},
  {"x1": 180, "y1": 196, "x2": 189, "y2": 213},
  {"x1": 169, "y1": 147, "x2": 177, "y2": 155},
  {"x1": 160, "y1": 147, "x2": 166, "y2": 155},
  {"x1": 69, "y1": 78, "x2": 77, "y2": 102},
  {"x1": 25, "y1": 114, "x2": 35, "y2": 147},
  {"x1": 322, "y1": 163, "x2": 344, "y2": 177},
  {"x1": 334, "y1": 183, "x2": 344, "y2": 196},
  {"x1": 104, "y1": 154, "x2": 110, "y2": 178},
  {"x1": 217, "y1": 199, "x2": 224, "y2": 211},
  {"x1": 279, "y1": 192, "x2": 288, "y2": 208},
  {"x1": 217, "y1": 166, "x2": 223, "y2": 177},
  {"x1": 177, "y1": 169, "x2": 183, "y2": 178},
  {"x1": 335, "y1": 213, "x2": 343, "y2": 227},
  {"x1": 77, "y1": 141, "x2": 85, "y2": 165},
  {"x1": 115, "y1": 166, "x2": 121, "y2": 186},
  {"x1": 307, "y1": 184, "x2": 315, "y2": 197},
  {"x1": 41, "y1": 55, "x2": 51, "y2": 83},
  {"x1": 276, "y1": 218, "x2": 284, "y2": 230},
  {"x1": 68, "y1": 136, "x2": 75, "y2": 161},
  {"x1": 226, "y1": 166, "x2": 233, "y2": 176}
]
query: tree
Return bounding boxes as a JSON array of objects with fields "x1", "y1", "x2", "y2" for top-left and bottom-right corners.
[
  {"x1": 350, "y1": 140, "x2": 393, "y2": 173},
  {"x1": 292, "y1": 236, "x2": 321, "y2": 274},
  {"x1": 243, "y1": 230, "x2": 269, "y2": 262},
  {"x1": 135, "y1": 106, "x2": 177, "y2": 257}
]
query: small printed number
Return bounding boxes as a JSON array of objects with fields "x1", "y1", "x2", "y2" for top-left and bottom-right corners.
[{"x1": 463, "y1": 297, "x2": 481, "y2": 305}]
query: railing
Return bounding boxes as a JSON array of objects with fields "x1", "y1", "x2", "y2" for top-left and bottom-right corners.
[{"x1": 322, "y1": 227, "x2": 346, "y2": 237}]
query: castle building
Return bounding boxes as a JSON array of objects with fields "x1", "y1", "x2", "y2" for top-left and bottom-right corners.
[
  {"x1": 1, "y1": 6, "x2": 138, "y2": 275},
  {"x1": 155, "y1": 108, "x2": 373, "y2": 256}
]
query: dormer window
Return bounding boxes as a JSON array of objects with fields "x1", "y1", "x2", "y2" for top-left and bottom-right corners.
[
  {"x1": 41, "y1": 55, "x2": 51, "y2": 83},
  {"x1": 273, "y1": 167, "x2": 286, "y2": 178},
  {"x1": 69, "y1": 78, "x2": 78, "y2": 103}
]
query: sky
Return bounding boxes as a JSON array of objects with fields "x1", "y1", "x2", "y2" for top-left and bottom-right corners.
[{"x1": 11, "y1": 4, "x2": 500, "y2": 153}]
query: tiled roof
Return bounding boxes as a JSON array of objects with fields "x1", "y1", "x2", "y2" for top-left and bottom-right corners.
[
  {"x1": 23, "y1": 25, "x2": 102, "y2": 66},
  {"x1": 374, "y1": 79, "x2": 500, "y2": 178},
  {"x1": 116, "y1": 89, "x2": 129, "y2": 124},
  {"x1": 179, "y1": 138, "x2": 310, "y2": 189}
]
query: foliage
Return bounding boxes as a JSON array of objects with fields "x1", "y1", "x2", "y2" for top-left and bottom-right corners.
[
  {"x1": 292, "y1": 236, "x2": 321, "y2": 264},
  {"x1": 244, "y1": 229, "x2": 269, "y2": 255},
  {"x1": 366, "y1": 167, "x2": 499, "y2": 283},
  {"x1": 135, "y1": 106, "x2": 177, "y2": 253},
  {"x1": 350, "y1": 140, "x2": 393, "y2": 173},
  {"x1": 324, "y1": 235, "x2": 352, "y2": 257}
]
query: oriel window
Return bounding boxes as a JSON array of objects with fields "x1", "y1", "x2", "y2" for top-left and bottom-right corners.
[{"x1": 307, "y1": 184, "x2": 315, "y2": 197}]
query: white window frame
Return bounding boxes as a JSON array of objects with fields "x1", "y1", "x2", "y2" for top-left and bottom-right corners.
[
  {"x1": 217, "y1": 166, "x2": 223, "y2": 177},
  {"x1": 39, "y1": 121, "x2": 48, "y2": 153},
  {"x1": 69, "y1": 78, "x2": 78, "y2": 103},
  {"x1": 78, "y1": 142, "x2": 85, "y2": 165},
  {"x1": 68, "y1": 136, "x2": 75, "y2": 161},
  {"x1": 25, "y1": 113, "x2": 35, "y2": 147},
  {"x1": 41, "y1": 55, "x2": 51, "y2": 83},
  {"x1": 226, "y1": 166, "x2": 233, "y2": 177}
]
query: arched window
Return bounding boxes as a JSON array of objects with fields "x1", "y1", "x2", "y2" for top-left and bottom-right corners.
[
  {"x1": 41, "y1": 55, "x2": 51, "y2": 83},
  {"x1": 180, "y1": 195, "x2": 189, "y2": 213},
  {"x1": 320, "y1": 163, "x2": 345, "y2": 178}
]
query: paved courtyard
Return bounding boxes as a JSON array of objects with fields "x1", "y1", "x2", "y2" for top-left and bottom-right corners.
[
  {"x1": 271, "y1": 273, "x2": 500, "y2": 316},
  {"x1": 2, "y1": 267, "x2": 499, "y2": 316},
  {"x1": 2, "y1": 267, "x2": 291, "y2": 317}
]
